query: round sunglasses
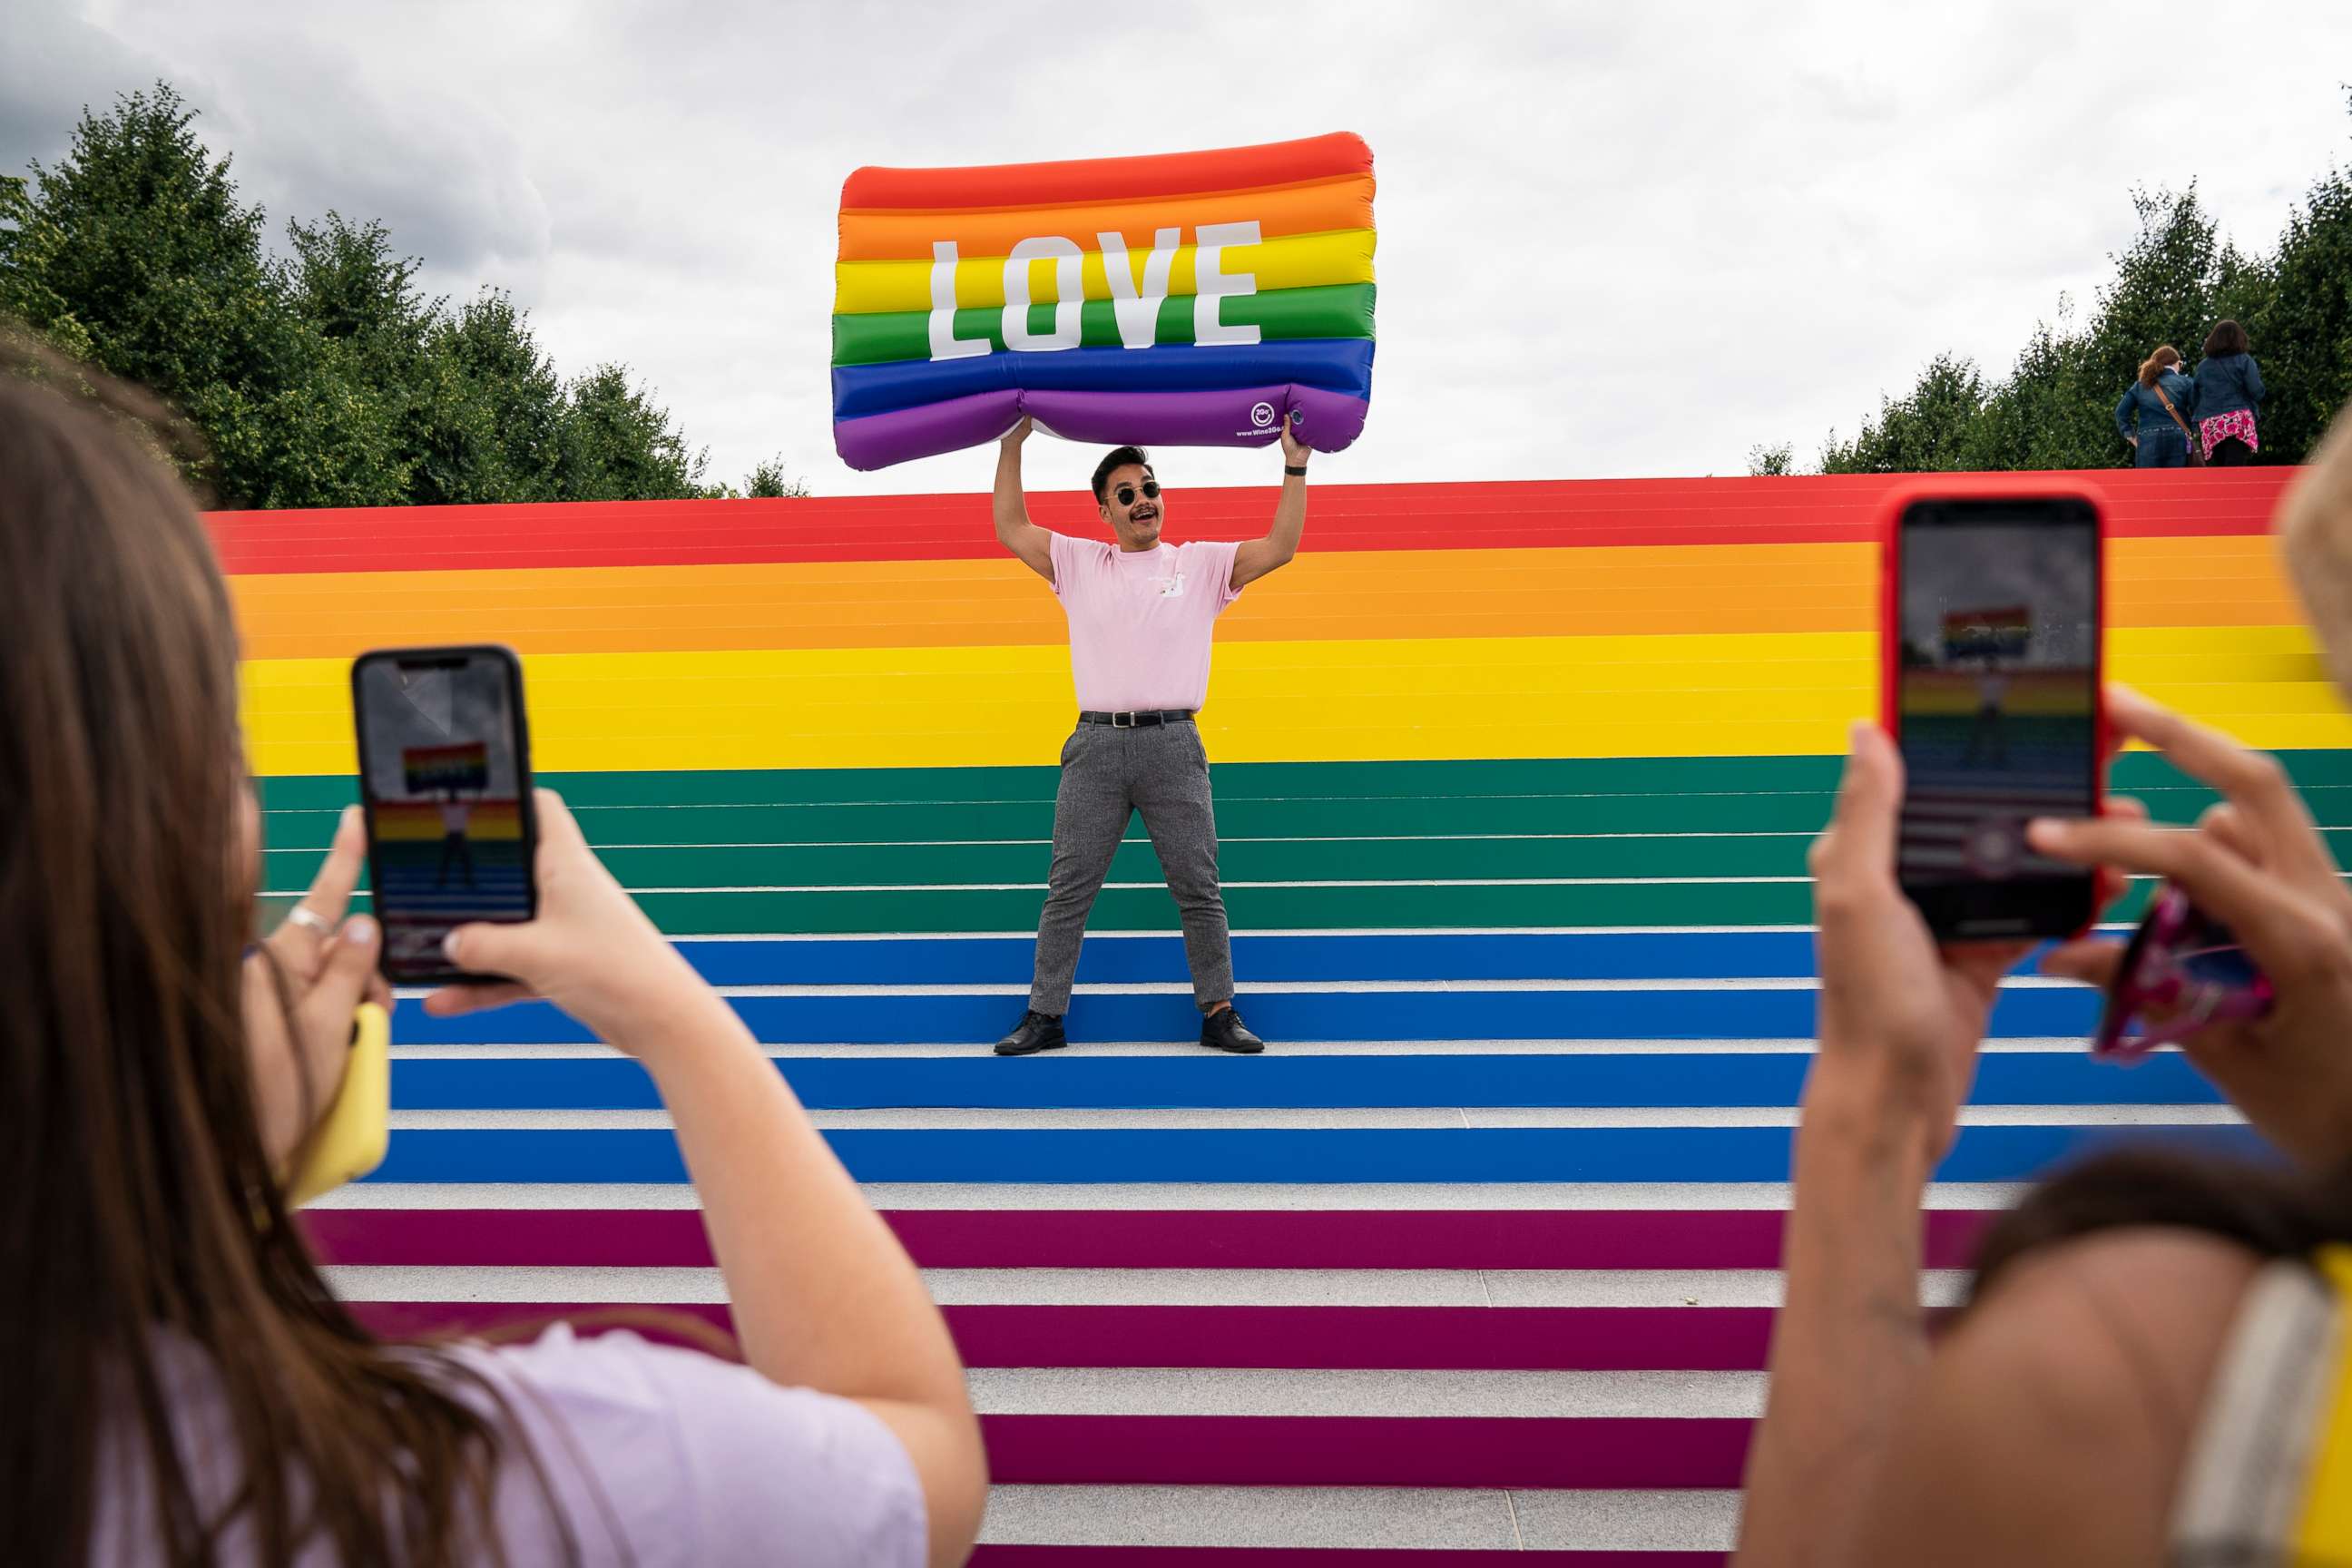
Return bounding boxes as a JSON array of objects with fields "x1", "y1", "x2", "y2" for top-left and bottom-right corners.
[{"x1": 1113, "y1": 479, "x2": 1161, "y2": 507}]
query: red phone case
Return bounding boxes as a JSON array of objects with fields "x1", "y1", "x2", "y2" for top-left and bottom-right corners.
[{"x1": 1874, "y1": 476, "x2": 2111, "y2": 938}]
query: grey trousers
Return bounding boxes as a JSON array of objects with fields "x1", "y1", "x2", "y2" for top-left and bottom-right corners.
[{"x1": 1028, "y1": 719, "x2": 1234, "y2": 1014}]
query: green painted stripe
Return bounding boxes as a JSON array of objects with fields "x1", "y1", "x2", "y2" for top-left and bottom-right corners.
[
  {"x1": 257, "y1": 751, "x2": 2352, "y2": 850},
  {"x1": 265, "y1": 834, "x2": 1818, "y2": 888},
  {"x1": 275, "y1": 878, "x2": 2166, "y2": 936},
  {"x1": 828, "y1": 283, "x2": 1377, "y2": 366}
]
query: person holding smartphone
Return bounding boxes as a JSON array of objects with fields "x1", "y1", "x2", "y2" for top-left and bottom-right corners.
[
  {"x1": 0, "y1": 357, "x2": 985, "y2": 1566},
  {"x1": 1736, "y1": 409, "x2": 2352, "y2": 1566},
  {"x1": 985, "y1": 415, "x2": 1310, "y2": 1057}
]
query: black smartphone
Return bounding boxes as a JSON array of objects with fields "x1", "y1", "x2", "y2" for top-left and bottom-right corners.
[
  {"x1": 350, "y1": 645, "x2": 537, "y2": 984},
  {"x1": 1881, "y1": 488, "x2": 2105, "y2": 940}
]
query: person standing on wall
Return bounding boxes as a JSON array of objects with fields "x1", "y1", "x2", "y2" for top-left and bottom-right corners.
[
  {"x1": 2114, "y1": 345, "x2": 2199, "y2": 467},
  {"x1": 985, "y1": 413, "x2": 1311, "y2": 1057},
  {"x1": 2192, "y1": 318, "x2": 2266, "y2": 466}
]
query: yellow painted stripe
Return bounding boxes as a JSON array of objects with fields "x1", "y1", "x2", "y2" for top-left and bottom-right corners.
[
  {"x1": 833, "y1": 228, "x2": 1377, "y2": 315},
  {"x1": 2293, "y1": 1247, "x2": 2352, "y2": 1557},
  {"x1": 239, "y1": 625, "x2": 2351, "y2": 775}
]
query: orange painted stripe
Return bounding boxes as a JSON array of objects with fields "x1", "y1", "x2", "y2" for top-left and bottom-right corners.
[
  {"x1": 838, "y1": 175, "x2": 1372, "y2": 263},
  {"x1": 225, "y1": 536, "x2": 2294, "y2": 661}
]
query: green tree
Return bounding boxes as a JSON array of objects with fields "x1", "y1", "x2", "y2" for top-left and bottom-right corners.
[
  {"x1": 2, "y1": 83, "x2": 772, "y2": 506},
  {"x1": 1776, "y1": 110, "x2": 2352, "y2": 472},
  {"x1": 2254, "y1": 139, "x2": 2352, "y2": 460},
  {"x1": 1819, "y1": 353, "x2": 1987, "y2": 474},
  {"x1": 554, "y1": 363, "x2": 710, "y2": 501}
]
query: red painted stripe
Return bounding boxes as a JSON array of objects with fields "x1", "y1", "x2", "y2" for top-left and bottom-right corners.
[
  {"x1": 209, "y1": 470, "x2": 2289, "y2": 575},
  {"x1": 978, "y1": 1414, "x2": 1753, "y2": 1487},
  {"x1": 971, "y1": 1552, "x2": 1727, "y2": 1566},
  {"x1": 840, "y1": 132, "x2": 1372, "y2": 211},
  {"x1": 347, "y1": 1300, "x2": 1786, "y2": 1370},
  {"x1": 304, "y1": 1206, "x2": 2001, "y2": 1270}
]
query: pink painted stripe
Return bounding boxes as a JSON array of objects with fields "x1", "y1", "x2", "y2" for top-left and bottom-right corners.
[
  {"x1": 349, "y1": 1301, "x2": 1791, "y2": 1370},
  {"x1": 306, "y1": 1207, "x2": 2001, "y2": 1270},
  {"x1": 978, "y1": 1415, "x2": 1753, "y2": 1487},
  {"x1": 972, "y1": 1552, "x2": 1727, "y2": 1566}
]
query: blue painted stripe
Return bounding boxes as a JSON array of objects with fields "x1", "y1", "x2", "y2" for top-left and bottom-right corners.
[
  {"x1": 390, "y1": 1051, "x2": 2224, "y2": 1111},
  {"x1": 365, "y1": 1123, "x2": 2269, "y2": 1184},
  {"x1": 670, "y1": 931, "x2": 1839, "y2": 986},
  {"x1": 828, "y1": 339, "x2": 1377, "y2": 419},
  {"x1": 388, "y1": 985, "x2": 2102, "y2": 1046}
]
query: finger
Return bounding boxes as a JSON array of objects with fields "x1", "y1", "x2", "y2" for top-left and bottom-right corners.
[
  {"x1": 1810, "y1": 722, "x2": 1902, "y2": 890},
  {"x1": 2041, "y1": 939, "x2": 2123, "y2": 988},
  {"x1": 298, "y1": 916, "x2": 381, "y2": 1034},
  {"x1": 2105, "y1": 686, "x2": 2331, "y2": 882},
  {"x1": 2198, "y1": 802, "x2": 2261, "y2": 864},
  {"x1": 2106, "y1": 796, "x2": 2150, "y2": 825},
  {"x1": 532, "y1": 789, "x2": 588, "y2": 854},
  {"x1": 422, "y1": 981, "x2": 534, "y2": 1018},
  {"x1": 442, "y1": 921, "x2": 546, "y2": 986},
  {"x1": 300, "y1": 804, "x2": 370, "y2": 927},
  {"x1": 2027, "y1": 815, "x2": 2324, "y2": 977}
]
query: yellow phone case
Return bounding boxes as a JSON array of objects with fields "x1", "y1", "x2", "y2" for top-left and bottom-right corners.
[{"x1": 283, "y1": 1002, "x2": 391, "y2": 1208}]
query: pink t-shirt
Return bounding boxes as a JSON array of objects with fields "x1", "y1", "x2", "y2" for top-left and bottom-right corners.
[{"x1": 1048, "y1": 532, "x2": 1243, "y2": 712}]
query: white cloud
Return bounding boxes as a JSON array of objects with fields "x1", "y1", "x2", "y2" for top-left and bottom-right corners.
[{"x1": 7, "y1": 0, "x2": 2349, "y2": 498}]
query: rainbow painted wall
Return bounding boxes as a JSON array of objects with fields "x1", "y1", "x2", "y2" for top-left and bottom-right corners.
[{"x1": 222, "y1": 466, "x2": 2328, "y2": 1562}]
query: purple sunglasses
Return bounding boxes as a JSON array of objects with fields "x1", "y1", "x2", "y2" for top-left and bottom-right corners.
[{"x1": 2092, "y1": 883, "x2": 2274, "y2": 1063}]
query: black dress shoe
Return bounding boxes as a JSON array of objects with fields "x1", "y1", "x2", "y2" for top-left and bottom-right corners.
[
  {"x1": 994, "y1": 1010, "x2": 1067, "y2": 1055},
  {"x1": 1200, "y1": 1007, "x2": 1265, "y2": 1054}
]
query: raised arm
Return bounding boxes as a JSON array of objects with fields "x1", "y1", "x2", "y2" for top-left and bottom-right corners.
[
  {"x1": 1232, "y1": 413, "x2": 1309, "y2": 592},
  {"x1": 994, "y1": 416, "x2": 1055, "y2": 583}
]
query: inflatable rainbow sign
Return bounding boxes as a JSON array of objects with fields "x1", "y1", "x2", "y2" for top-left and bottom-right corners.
[{"x1": 831, "y1": 132, "x2": 1377, "y2": 470}]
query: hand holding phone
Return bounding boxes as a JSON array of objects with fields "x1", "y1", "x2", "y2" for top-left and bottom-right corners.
[
  {"x1": 417, "y1": 789, "x2": 709, "y2": 1054},
  {"x1": 351, "y1": 646, "x2": 538, "y2": 985},
  {"x1": 2031, "y1": 687, "x2": 2352, "y2": 1170},
  {"x1": 1879, "y1": 485, "x2": 2107, "y2": 940}
]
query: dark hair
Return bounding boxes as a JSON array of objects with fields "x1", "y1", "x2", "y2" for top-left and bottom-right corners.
[
  {"x1": 0, "y1": 345, "x2": 571, "y2": 1567},
  {"x1": 2204, "y1": 319, "x2": 2251, "y2": 359},
  {"x1": 1091, "y1": 445, "x2": 1152, "y2": 505},
  {"x1": 2139, "y1": 345, "x2": 2182, "y2": 389},
  {"x1": 1967, "y1": 1148, "x2": 2352, "y2": 1308}
]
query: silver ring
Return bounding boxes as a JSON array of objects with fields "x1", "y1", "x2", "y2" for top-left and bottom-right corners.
[{"x1": 283, "y1": 906, "x2": 333, "y2": 937}]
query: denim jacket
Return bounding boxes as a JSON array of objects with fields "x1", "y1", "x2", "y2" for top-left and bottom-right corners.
[
  {"x1": 2114, "y1": 370, "x2": 2196, "y2": 439},
  {"x1": 2190, "y1": 352, "x2": 2264, "y2": 420}
]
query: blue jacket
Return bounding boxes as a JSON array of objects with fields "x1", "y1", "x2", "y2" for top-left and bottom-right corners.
[
  {"x1": 2115, "y1": 370, "x2": 2196, "y2": 440},
  {"x1": 2191, "y1": 352, "x2": 2264, "y2": 420}
]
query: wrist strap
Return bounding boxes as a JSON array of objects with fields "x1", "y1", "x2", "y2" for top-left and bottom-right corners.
[{"x1": 1284, "y1": 464, "x2": 1308, "y2": 476}]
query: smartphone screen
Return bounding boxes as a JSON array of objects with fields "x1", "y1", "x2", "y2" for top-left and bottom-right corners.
[
  {"x1": 1894, "y1": 498, "x2": 2101, "y2": 938},
  {"x1": 350, "y1": 647, "x2": 536, "y2": 983}
]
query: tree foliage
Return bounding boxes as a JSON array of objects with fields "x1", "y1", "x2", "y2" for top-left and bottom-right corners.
[
  {"x1": 0, "y1": 84, "x2": 798, "y2": 506},
  {"x1": 1774, "y1": 109, "x2": 2352, "y2": 474}
]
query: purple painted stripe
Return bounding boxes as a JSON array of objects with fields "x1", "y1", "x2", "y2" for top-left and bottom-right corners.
[
  {"x1": 979, "y1": 1414, "x2": 1754, "y2": 1487},
  {"x1": 349, "y1": 1300, "x2": 1791, "y2": 1371},
  {"x1": 833, "y1": 385, "x2": 1370, "y2": 468},
  {"x1": 306, "y1": 1207, "x2": 2001, "y2": 1270},
  {"x1": 972, "y1": 1553, "x2": 1728, "y2": 1566}
]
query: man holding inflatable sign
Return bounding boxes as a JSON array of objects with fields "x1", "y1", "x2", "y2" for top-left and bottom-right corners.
[
  {"x1": 988, "y1": 414, "x2": 1310, "y2": 1056},
  {"x1": 829, "y1": 132, "x2": 1373, "y2": 1054}
]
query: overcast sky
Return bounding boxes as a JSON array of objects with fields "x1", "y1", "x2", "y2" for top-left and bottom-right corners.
[{"x1": 6, "y1": 1, "x2": 2350, "y2": 499}]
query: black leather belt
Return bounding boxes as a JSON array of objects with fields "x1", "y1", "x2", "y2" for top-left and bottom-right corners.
[{"x1": 1079, "y1": 709, "x2": 1195, "y2": 729}]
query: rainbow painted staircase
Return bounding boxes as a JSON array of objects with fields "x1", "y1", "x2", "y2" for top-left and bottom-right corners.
[{"x1": 220, "y1": 468, "x2": 2324, "y2": 1561}]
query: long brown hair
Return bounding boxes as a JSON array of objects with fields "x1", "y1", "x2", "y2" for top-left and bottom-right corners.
[
  {"x1": 2139, "y1": 345, "x2": 2183, "y2": 388},
  {"x1": 0, "y1": 348, "x2": 569, "y2": 1565}
]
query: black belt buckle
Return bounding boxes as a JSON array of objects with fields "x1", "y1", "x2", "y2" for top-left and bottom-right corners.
[{"x1": 1112, "y1": 710, "x2": 1136, "y2": 729}]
